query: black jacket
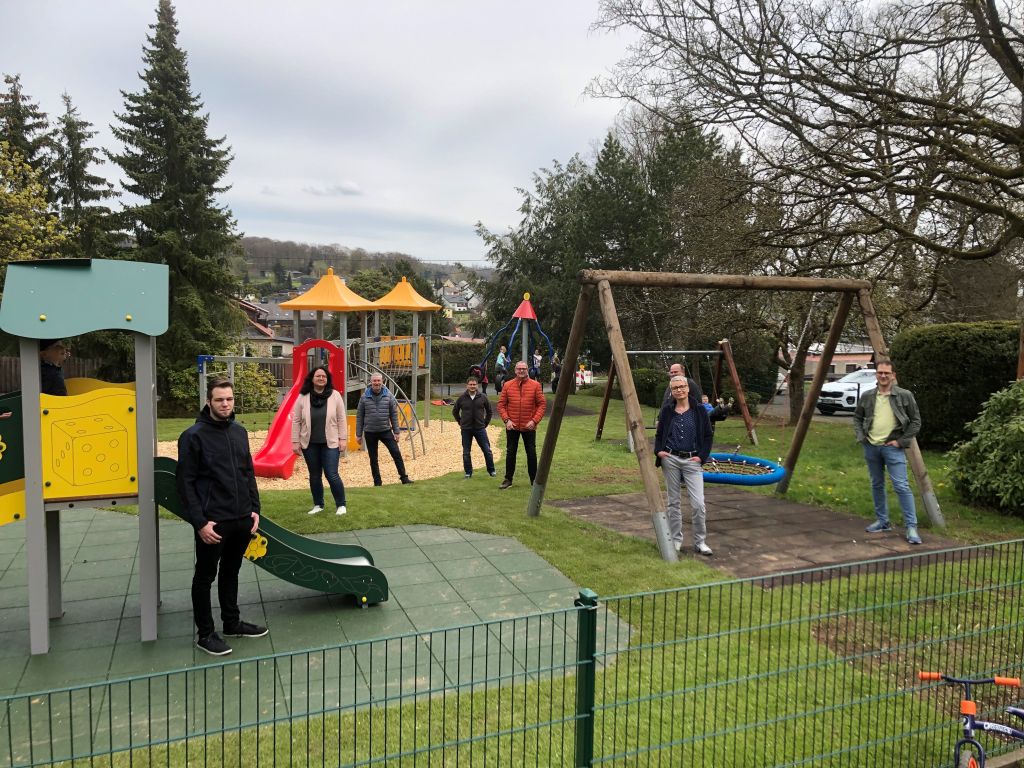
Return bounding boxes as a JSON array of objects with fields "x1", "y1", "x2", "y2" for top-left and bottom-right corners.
[
  {"x1": 654, "y1": 395, "x2": 713, "y2": 465},
  {"x1": 176, "y1": 406, "x2": 260, "y2": 531},
  {"x1": 452, "y1": 391, "x2": 492, "y2": 430},
  {"x1": 41, "y1": 361, "x2": 66, "y2": 396}
]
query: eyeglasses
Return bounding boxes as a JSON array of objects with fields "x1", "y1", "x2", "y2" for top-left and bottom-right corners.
[
  {"x1": 670, "y1": 385, "x2": 689, "y2": 391},
  {"x1": 875, "y1": 371, "x2": 893, "y2": 377}
]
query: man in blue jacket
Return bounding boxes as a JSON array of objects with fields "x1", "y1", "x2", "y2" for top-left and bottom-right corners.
[
  {"x1": 356, "y1": 373, "x2": 413, "y2": 486},
  {"x1": 654, "y1": 375, "x2": 714, "y2": 556},
  {"x1": 177, "y1": 377, "x2": 267, "y2": 656}
]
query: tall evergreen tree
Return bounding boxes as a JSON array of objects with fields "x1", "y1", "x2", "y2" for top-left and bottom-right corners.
[
  {"x1": 0, "y1": 74, "x2": 55, "y2": 196},
  {"x1": 54, "y1": 94, "x2": 117, "y2": 258},
  {"x1": 109, "y1": 0, "x2": 242, "y2": 398}
]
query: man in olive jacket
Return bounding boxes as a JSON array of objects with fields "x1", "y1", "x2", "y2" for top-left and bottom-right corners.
[
  {"x1": 852, "y1": 359, "x2": 923, "y2": 544},
  {"x1": 497, "y1": 360, "x2": 547, "y2": 489},
  {"x1": 177, "y1": 377, "x2": 267, "y2": 656}
]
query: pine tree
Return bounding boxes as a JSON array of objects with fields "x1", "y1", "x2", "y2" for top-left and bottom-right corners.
[
  {"x1": 109, "y1": 0, "x2": 242, "y2": 400},
  {"x1": 54, "y1": 94, "x2": 117, "y2": 258},
  {"x1": 0, "y1": 74, "x2": 55, "y2": 196}
]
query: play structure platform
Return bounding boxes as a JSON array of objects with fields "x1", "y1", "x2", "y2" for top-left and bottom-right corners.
[{"x1": 154, "y1": 457, "x2": 388, "y2": 605}]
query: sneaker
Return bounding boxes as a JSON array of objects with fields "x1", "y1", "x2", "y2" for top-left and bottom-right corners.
[
  {"x1": 336, "y1": 505, "x2": 347, "y2": 516},
  {"x1": 906, "y1": 526, "x2": 922, "y2": 545},
  {"x1": 865, "y1": 520, "x2": 893, "y2": 533},
  {"x1": 307, "y1": 505, "x2": 323, "y2": 516},
  {"x1": 488, "y1": 471, "x2": 497, "y2": 477},
  {"x1": 499, "y1": 479, "x2": 513, "y2": 490},
  {"x1": 464, "y1": 474, "x2": 472, "y2": 479},
  {"x1": 673, "y1": 541, "x2": 682, "y2": 553},
  {"x1": 694, "y1": 542, "x2": 714, "y2": 557},
  {"x1": 401, "y1": 477, "x2": 414, "y2": 485},
  {"x1": 223, "y1": 621, "x2": 268, "y2": 638},
  {"x1": 196, "y1": 632, "x2": 232, "y2": 656}
]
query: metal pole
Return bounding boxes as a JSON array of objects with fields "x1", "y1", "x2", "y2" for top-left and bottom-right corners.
[
  {"x1": 573, "y1": 588, "x2": 599, "y2": 768},
  {"x1": 136, "y1": 333, "x2": 159, "y2": 641},
  {"x1": 22, "y1": 338, "x2": 50, "y2": 653}
]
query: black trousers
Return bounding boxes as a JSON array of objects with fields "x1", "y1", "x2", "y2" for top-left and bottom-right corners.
[
  {"x1": 192, "y1": 516, "x2": 252, "y2": 639},
  {"x1": 504, "y1": 429, "x2": 537, "y2": 483},
  {"x1": 364, "y1": 430, "x2": 408, "y2": 485}
]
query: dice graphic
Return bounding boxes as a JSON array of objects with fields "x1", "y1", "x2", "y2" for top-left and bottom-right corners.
[{"x1": 52, "y1": 415, "x2": 129, "y2": 486}]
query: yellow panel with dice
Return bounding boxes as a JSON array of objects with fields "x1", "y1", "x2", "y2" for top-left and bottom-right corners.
[{"x1": 40, "y1": 386, "x2": 138, "y2": 501}]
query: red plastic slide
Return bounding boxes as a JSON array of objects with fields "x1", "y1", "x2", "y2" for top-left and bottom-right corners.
[
  {"x1": 252, "y1": 379, "x2": 302, "y2": 479},
  {"x1": 252, "y1": 339, "x2": 346, "y2": 480}
]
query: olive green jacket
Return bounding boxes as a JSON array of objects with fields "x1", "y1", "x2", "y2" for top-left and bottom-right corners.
[{"x1": 853, "y1": 386, "x2": 921, "y2": 448}]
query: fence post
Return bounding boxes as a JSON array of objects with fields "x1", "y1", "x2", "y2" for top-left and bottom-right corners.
[{"x1": 574, "y1": 588, "x2": 599, "y2": 768}]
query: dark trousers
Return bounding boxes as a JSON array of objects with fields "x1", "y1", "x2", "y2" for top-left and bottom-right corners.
[
  {"x1": 504, "y1": 429, "x2": 537, "y2": 483},
  {"x1": 461, "y1": 427, "x2": 495, "y2": 476},
  {"x1": 192, "y1": 516, "x2": 252, "y2": 639},
  {"x1": 364, "y1": 430, "x2": 408, "y2": 485},
  {"x1": 302, "y1": 443, "x2": 346, "y2": 507}
]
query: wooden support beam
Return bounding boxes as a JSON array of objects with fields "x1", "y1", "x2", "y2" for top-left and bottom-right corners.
[
  {"x1": 527, "y1": 285, "x2": 594, "y2": 517},
  {"x1": 777, "y1": 291, "x2": 854, "y2": 494},
  {"x1": 719, "y1": 338, "x2": 757, "y2": 445},
  {"x1": 856, "y1": 289, "x2": 945, "y2": 527},
  {"x1": 595, "y1": 280, "x2": 676, "y2": 562},
  {"x1": 580, "y1": 270, "x2": 871, "y2": 293},
  {"x1": 595, "y1": 362, "x2": 616, "y2": 440}
]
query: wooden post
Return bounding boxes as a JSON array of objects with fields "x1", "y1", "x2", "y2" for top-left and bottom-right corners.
[
  {"x1": 719, "y1": 338, "x2": 757, "y2": 445},
  {"x1": 595, "y1": 280, "x2": 676, "y2": 562},
  {"x1": 594, "y1": 363, "x2": 617, "y2": 440},
  {"x1": 856, "y1": 289, "x2": 945, "y2": 527},
  {"x1": 527, "y1": 286, "x2": 594, "y2": 517},
  {"x1": 777, "y1": 291, "x2": 853, "y2": 494}
]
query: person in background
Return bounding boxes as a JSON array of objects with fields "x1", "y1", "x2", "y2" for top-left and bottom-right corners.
[
  {"x1": 356, "y1": 373, "x2": 413, "y2": 486},
  {"x1": 655, "y1": 375, "x2": 714, "y2": 556},
  {"x1": 550, "y1": 352, "x2": 562, "y2": 394},
  {"x1": 452, "y1": 376, "x2": 496, "y2": 478},
  {"x1": 497, "y1": 360, "x2": 547, "y2": 489},
  {"x1": 530, "y1": 349, "x2": 543, "y2": 380},
  {"x1": 177, "y1": 377, "x2": 267, "y2": 656},
  {"x1": 853, "y1": 359, "x2": 923, "y2": 545},
  {"x1": 39, "y1": 339, "x2": 70, "y2": 396},
  {"x1": 701, "y1": 394, "x2": 730, "y2": 436},
  {"x1": 292, "y1": 365, "x2": 348, "y2": 516}
]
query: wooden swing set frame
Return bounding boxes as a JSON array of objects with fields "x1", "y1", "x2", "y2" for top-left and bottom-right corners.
[{"x1": 526, "y1": 269, "x2": 944, "y2": 563}]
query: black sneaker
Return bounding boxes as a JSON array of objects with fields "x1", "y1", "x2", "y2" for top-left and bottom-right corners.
[
  {"x1": 401, "y1": 477, "x2": 414, "y2": 485},
  {"x1": 196, "y1": 632, "x2": 232, "y2": 656},
  {"x1": 499, "y1": 479, "x2": 513, "y2": 490},
  {"x1": 223, "y1": 620, "x2": 268, "y2": 638}
]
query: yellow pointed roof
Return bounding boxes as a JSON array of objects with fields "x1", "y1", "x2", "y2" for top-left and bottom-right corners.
[
  {"x1": 373, "y1": 276, "x2": 442, "y2": 311},
  {"x1": 278, "y1": 268, "x2": 375, "y2": 312}
]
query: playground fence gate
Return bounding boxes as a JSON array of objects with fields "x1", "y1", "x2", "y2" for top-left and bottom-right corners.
[{"x1": 2, "y1": 540, "x2": 1023, "y2": 767}]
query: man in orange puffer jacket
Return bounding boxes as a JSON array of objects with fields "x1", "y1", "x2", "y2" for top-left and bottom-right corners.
[{"x1": 497, "y1": 359, "x2": 547, "y2": 489}]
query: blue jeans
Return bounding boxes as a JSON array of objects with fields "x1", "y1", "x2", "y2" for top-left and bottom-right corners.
[
  {"x1": 302, "y1": 444, "x2": 346, "y2": 507},
  {"x1": 461, "y1": 427, "x2": 495, "y2": 476},
  {"x1": 863, "y1": 443, "x2": 917, "y2": 527}
]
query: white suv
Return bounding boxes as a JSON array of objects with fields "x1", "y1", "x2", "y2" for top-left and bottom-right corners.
[{"x1": 816, "y1": 368, "x2": 877, "y2": 415}]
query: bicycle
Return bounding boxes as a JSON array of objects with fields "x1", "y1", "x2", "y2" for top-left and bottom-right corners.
[{"x1": 918, "y1": 671, "x2": 1024, "y2": 767}]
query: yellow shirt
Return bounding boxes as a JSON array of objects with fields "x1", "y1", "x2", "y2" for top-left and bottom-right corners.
[{"x1": 868, "y1": 392, "x2": 896, "y2": 446}]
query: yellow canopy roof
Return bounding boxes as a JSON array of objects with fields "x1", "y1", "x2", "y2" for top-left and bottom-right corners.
[
  {"x1": 373, "y1": 276, "x2": 441, "y2": 311},
  {"x1": 278, "y1": 268, "x2": 375, "y2": 312}
]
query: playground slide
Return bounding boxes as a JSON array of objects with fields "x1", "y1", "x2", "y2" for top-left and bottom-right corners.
[
  {"x1": 154, "y1": 457, "x2": 388, "y2": 605},
  {"x1": 252, "y1": 379, "x2": 301, "y2": 479}
]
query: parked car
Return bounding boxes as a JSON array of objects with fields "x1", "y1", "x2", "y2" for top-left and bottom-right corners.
[{"x1": 816, "y1": 368, "x2": 877, "y2": 414}]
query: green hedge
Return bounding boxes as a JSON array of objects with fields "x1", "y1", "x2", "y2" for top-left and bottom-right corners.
[
  {"x1": 890, "y1": 321, "x2": 1018, "y2": 447},
  {"x1": 433, "y1": 340, "x2": 486, "y2": 384},
  {"x1": 947, "y1": 379, "x2": 1024, "y2": 516}
]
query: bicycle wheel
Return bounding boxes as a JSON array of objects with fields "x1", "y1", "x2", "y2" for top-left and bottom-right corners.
[{"x1": 958, "y1": 750, "x2": 980, "y2": 768}]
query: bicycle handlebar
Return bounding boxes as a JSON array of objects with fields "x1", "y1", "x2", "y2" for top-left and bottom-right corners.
[{"x1": 918, "y1": 671, "x2": 1022, "y2": 687}]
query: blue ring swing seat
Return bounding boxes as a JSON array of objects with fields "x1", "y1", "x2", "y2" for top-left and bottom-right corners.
[{"x1": 702, "y1": 453, "x2": 787, "y2": 486}]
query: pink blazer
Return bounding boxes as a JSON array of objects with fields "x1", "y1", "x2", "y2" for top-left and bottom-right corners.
[{"x1": 291, "y1": 390, "x2": 348, "y2": 450}]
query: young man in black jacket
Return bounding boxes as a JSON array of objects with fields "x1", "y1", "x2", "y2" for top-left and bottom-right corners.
[
  {"x1": 452, "y1": 376, "x2": 496, "y2": 478},
  {"x1": 177, "y1": 377, "x2": 267, "y2": 656}
]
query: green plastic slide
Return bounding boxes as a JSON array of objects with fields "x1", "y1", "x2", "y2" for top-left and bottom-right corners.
[{"x1": 154, "y1": 457, "x2": 388, "y2": 605}]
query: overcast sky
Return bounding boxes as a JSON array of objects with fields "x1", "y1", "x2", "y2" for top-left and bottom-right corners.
[{"x1": 2, "y1": 1, "x2": 634, "y2": 266}]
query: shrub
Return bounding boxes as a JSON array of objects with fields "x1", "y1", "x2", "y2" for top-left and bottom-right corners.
[
  {"x1": 163, "y1": 362, "x2": 279, "y2": 416},
  {"x1": 433, "y1": 340, "x2": 485, "y2": 383},
  {"x1": 890, "y1": 321, "x2": 1018, "y2": 447},
  {"x1": 947, "y1": 379, "x2": 1024, "y2": 516}
]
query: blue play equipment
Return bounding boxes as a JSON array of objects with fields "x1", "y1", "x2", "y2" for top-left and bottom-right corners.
[
  {"x1": 703, "y1": 453, "x2": 787, "y2": 486},
  {"x1": 479, "y1": 293, "x2": 555, "y2": 377}
]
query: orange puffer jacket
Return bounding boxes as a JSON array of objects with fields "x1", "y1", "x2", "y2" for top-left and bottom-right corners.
[{"x1": 497, "y1": 376, "x2": 546, "y2": 430}]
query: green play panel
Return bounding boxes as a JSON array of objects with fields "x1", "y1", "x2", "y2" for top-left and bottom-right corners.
[{"x1": 0, "y1": 508, "x2": 596, "y2": 697}]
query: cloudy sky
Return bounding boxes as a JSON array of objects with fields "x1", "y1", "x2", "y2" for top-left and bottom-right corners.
[{"x1": 2, "y1": 1, "x2": 634, "y2": 266}]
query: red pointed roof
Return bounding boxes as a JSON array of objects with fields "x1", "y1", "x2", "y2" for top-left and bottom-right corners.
[{"x1": 512, "y1": 292, "x2": 537, "y2": 320}]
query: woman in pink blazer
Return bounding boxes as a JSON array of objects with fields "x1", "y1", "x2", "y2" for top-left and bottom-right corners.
[{"x1": 291, "y1": 366, "x2": 348, "y2": 515}]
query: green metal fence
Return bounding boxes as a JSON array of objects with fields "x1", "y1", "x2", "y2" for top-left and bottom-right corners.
[{"x1": 3, "y1": 540, "x2": 1022, "y2": 767}]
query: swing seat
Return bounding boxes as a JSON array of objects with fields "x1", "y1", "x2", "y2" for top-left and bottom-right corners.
[{"x1": 703, "y1": 453, "x2": 787, "y2": 486}]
